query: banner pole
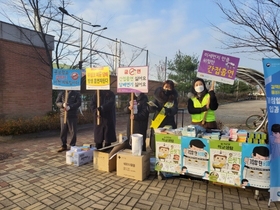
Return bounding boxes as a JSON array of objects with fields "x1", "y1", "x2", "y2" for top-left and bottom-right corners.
[
  {"x1": 130, "y1": 92, "x2": 134, "y2": 135},
  {"x1": 97, "y1": 90, "x2": 100, "y2": 125},
  {"x1": 63, "y1": 90, "x2": 68, "y2": 124}
]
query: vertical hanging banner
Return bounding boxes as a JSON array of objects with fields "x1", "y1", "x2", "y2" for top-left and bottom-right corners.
[
  {"x1": 181, "y1": 137, "x2": 210, "y2": 178},
  {"x1": 197, "y1": 50, "x2": 240, "y2": 85},
  {"x1": 241, "y1": 143, "x2": 270, "y2": 189},
  {"x1": 263, "y1": 58, "x2": 280, "y2": 201},
  {"x1": 209, "y1": 141, "x2": 242, "y2": 186},
  {"x1": 155, "y1": 134, "x2": 181, "y2": 173},
  {"x1": 86, "y1": 66, "x2": 110, "y2": 90},
  {"x1": 117, "y1": 66, "x2": 148, "y2": 93},
  {"x1": 52, "y1": 69, "x2": 81, "y2": 90}
]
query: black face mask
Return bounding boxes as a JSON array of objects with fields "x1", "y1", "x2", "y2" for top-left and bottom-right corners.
[{"x1": 163, "y1": 89, "x2": 172, "y2": 96}]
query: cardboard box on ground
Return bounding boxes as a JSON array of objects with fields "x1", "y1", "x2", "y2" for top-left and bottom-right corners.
[
  {"x1": 66, "y1": 139, "x2": 151, "y2": 181},
  {"x1": 117, "y1": 149, "x2": 150, "y2": 181},
  {"x1": 93, "y1": 140, "x2": 129, "y2": 172},
  {"x1": 66, "y1": 145, "x2": 96, "y2": 166}
]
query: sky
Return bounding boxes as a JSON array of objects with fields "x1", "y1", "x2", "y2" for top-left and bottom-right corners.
[
  {"x1": 67, "y1": 0, "x2": 264, "y2": 73},
  {"x1": 0, "y1": 0, "x2": 264, "y2": 79}
]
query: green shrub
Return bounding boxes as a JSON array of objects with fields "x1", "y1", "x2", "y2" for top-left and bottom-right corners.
[{"x1": 0, "y1": 110, "x2": 94, "y2": 136}]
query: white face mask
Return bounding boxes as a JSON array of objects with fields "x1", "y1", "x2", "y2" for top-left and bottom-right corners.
[
  {"x1": 134, "y1": 92, "x2": 140, "y2": 97},
  {"x1": 195, "y1": 85, "x2": 204, "y2": 93}
]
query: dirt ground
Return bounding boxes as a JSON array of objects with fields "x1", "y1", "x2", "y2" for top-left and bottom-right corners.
[
  {"x1": 0, "y1": 99, "x2": 267, "y2": 144},
  {"x1": 0, "y1": 99, "x2": 266, "y2": 161},
  {"x1": 174, "y1": 99, "x2": 266, "y2": 130},
  {"x1": 117, "y1": 99, "x2": 267, "y2": 137}
]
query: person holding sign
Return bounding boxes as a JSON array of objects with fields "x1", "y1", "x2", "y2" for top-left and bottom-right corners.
[
  {"x1": 124, "y1": 92, "x2": 149, "y2": 151},
  {"x1": 187, "y1": 78, "x2": 219, "y2": 129},
  {"x1": 90, "y1": 90, "x2": 117, "y2": 149},
  {"x1": 148, "y1": 80, "x2": 178, "y2": 152},
  {"x1": 55, "y1": 90, "x2": 81, "y2": 152}
]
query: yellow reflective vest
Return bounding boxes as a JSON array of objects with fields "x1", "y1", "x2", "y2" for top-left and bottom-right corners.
[{"x1": 190, "y1": 93, "x2": 216, "y2": 123}]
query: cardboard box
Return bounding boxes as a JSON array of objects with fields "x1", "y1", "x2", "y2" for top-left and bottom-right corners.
[
  {"x1": 93, "y1": 141, "x2": 128, "y2": 172},
  {"x1": 117, "y1": 149, "x2": 150, "y2": 181},
  {"x1": 66, "y1": 147, "x2": 95, "y2": 166}
]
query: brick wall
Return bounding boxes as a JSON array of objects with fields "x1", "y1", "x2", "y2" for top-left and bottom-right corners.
[{"x1": 0, "y1": 39, "x2": 52, "y2": 119}]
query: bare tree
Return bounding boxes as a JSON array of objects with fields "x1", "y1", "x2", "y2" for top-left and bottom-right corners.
[
  {"x1": 155, "y1": 60, "x2": 167, "y2": 82},
  {"x1": 98, "y1": 40, "x2": 148, "y2": 75},
  {"x1": 214, "y1": 0, "x2": 280, "y2": 57},
  {"x1": 0, "y1": 0, "x2": 82, "y2": 78}
]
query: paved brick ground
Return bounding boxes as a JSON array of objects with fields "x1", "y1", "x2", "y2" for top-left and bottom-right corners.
[{"x1": 1, "y1": 100, "x2": 278, "y2": 210}]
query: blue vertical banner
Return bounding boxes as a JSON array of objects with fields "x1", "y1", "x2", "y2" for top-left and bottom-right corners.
[{"x1": 263, "y1": 58, "x2": 280, "y2": 201}]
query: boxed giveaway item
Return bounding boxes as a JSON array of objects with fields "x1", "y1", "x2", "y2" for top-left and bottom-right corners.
[
  {"x1": 66, "y1": 146, "x2": 96, "y2": 166},
  {"x1": 93, "y1": 140, "x2": 128, "y2": 172},
  {"x1": 117, "y1": 149, "x2": 150, "y2": 181}
]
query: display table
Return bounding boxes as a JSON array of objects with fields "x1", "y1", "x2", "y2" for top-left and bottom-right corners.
[{"x1": 155, "y1": 133, "x2": 270, "y2": 192}]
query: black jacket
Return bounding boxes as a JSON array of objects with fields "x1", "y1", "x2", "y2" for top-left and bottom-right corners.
[
  {"x1": 55, "y1": 90, "x2": 81, "y2": 118},
  {"x1": 90, "y1": 90, "x2": 116, "y2": 144},
  {"x1": 148, "y1": 87, "x2": 178, "y2": 129},
  {"x1": 124, "y1": 93, "x2": 149, "y2": 140}
]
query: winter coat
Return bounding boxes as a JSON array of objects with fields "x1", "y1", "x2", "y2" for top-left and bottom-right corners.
[
  {"x1": 55, "y1": 90, "x2": 81, "y2": 118},
  {"x1": 148, "y1": 87, "x2": 178, "y2": 129},
  {"x1": 90, "y1": 90, "x2": 117, "y2": 144},
  {"x1": 124, "y1": 93, "x2": 149, "y2": 141}
]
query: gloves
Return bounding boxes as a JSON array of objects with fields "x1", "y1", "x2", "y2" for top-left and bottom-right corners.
[
  {"x1": 97, "y1": 106, "x2": 103, "y2": 112},
  {"x1": 65, "y1": 106, "x2": 70, "y2": 111},
  {"x1": 201, "y1": 105, "x2": 208, "y2": 112},
  {"x1": 164, "y1": 107, "x2": 172, "y2": 115},
  {"x1": 63, "y1": 103, "x2": 67, "y2": 108}
]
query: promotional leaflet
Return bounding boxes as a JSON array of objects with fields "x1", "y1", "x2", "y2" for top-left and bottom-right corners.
[{"x1": 155, "y1": 134, "x2": 181, "y2": 173}]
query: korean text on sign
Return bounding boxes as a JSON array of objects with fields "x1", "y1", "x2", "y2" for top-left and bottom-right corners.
[
  {"x1": 197, "y1": 50, "x2": 240, "y2": 85},
  {"x1": 117, "y1": 66, "x2": 148, "y2": 93},
  {"x1": 52, "y1": 69, "x2": 81, "y2": 90}
]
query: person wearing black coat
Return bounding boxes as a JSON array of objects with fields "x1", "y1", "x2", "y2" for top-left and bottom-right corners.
[
  {"x1": 148, "y1": 80, "x2": 178, "y2": 152},
  {"x1": 90, "y1": 90, "x2": 117, "y2": 149},
  {"x1": 124, "y1": 92, "x2": 149, "y2": 151},
  {"x1": 55, "y1": 90, "x2": 81, "y2": 152}
]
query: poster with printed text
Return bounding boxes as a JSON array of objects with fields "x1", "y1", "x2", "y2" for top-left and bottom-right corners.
[
  {"x1": 209, "y1": 141, "x2": 242, "y2": 186},
  {"x1": 155, "y1": 134, "x2": 181, "y2": 173},
  {"x1": 181, "y1": 137, "x2": 210, "y2": 178},
  {"x1": 263, "y1": 58, "x2": 280, "y2": 201},
  {"x1": 197, "y1": 50, "x2": 240, "y2": 85},
  {"x1": 52, "y1": 69, "x2": 81, "y2": 90},
  {"x1": 241, "y1": 143, "x2": 270, "y2": 189},
  {"x1": 117, "y1": 66, "x2": 148, "y2": 93},
  {"x1": 86, "y1": 66, "x2": 110, "y2": 90}
]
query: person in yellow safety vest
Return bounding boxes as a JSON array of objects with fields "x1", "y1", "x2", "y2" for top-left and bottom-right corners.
[{"x1": 187, "y1": 78, "x2": 219, "y2": 129}]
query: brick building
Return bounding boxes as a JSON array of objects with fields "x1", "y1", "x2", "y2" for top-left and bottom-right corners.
[
  {"x1": 0, "y1": 21, "x2": 165, "y2": 120},
  {"x1": 0, "y1": 21, "x2": 54, "y2": 120}
]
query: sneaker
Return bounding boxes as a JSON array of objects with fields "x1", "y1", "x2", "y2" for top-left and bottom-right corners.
[{"x1": 57, "y1": 147, "x2": 67, "y2": 152}]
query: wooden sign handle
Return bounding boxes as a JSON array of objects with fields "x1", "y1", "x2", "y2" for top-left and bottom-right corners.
[
  {"x1": 130, "y1": 92, "x2": 134, "y2": 135},
  {"x1": 97, "y1": 90, "x2": 100, "y2": 125},
  {"x1": 63, "y1": 90, "x2": 68, "y2": 124}
]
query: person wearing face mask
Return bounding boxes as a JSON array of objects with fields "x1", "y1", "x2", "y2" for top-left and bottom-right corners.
[
  {"x1": 187, "y1": 78, "x2": 219, "y2": 129},
  {"x1": 124, "y1": 92, "x2": 149, "y2": 151},
  {"x1": 148, "y1": 80, "x2": 178, "y2": 152}
]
